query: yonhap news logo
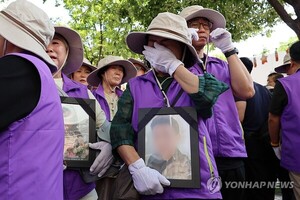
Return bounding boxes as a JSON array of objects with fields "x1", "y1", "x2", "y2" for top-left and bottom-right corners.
[{"x1": 224, "y1": 181, "x2": 293, "y2": 189}]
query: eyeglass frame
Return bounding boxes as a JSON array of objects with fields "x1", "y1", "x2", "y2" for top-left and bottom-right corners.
[{"x1": 187, "y1": 17, "x2": 213, "y2": 31}]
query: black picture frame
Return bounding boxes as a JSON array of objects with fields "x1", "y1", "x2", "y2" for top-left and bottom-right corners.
[
  {"x1": 138, "y1": 107, "x2": 200, "y2": 188},
  {"x1": 60, "y1": 97, "x2": 96, "y2": 168}
]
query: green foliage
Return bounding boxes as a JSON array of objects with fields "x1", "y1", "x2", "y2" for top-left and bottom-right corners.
[
  {"x1": 278, "y1": 36, "x2": 298, "y2": 51},
  {"x1": 0, "y1": 0, "x2": 281, "y2": 65}
]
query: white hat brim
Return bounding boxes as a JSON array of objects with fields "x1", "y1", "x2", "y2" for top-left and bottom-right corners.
[
  {"x1": 0, "y1": 14, "x2": 57, "y2": 73},
  {"x1": 55, "y1": 26, "x2": 83, "y2": 75},
  {"x1": 87, "y1": 59, "x2": 137, "y2": 87},
  {"x1": 126, "y1": 30, "x2": 199, "y2": 66},
  {"x1": 184, "y1": 8, "x2": 226, "y2": 31}
]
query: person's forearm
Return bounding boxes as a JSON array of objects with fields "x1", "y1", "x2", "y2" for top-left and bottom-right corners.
[
  {"x1": 173, "y1": 65, "x2": 199, "y2": 94},
  {"x1": 227, "y1": 54, "x2": 255, "y2": 99},
  {"x1": 117, "y1": 145, "x2": 141, "y2": 165},
  {"x1": 268, "y1": 113, "x2": 281, "y2": 145}
]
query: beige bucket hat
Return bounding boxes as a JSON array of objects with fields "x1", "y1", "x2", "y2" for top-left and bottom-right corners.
[
  {"x1": 87, "y1": 55, "x2": 137, "y2": 87},
  {"x1": 128, "y1": 58, "x2": 150, "y2": 71},
  {"x1": 126, "y1": 12, "x2": 198, "y2": 68},
  {"x1": 275, "y1": 53, "x2": 291, "y2": 73},
  {"x1": 179, "y1": 5, "x2": 226, "y2": 31},
  {"x1": 54, "y1": 26, "x2": 84, "y2": 75},
  {"x1": 0, "y1": 0, "x2": 57, "y2": 72},
  {"x1": 82, "y1": 57, "x2": 97, "y2": 71}
]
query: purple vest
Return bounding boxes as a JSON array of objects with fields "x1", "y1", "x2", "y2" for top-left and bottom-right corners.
[
  {"x1": 92, "y1": 84, "x2": 123, "y2": 120},
  {"x1": 190, "y1": 57, "x2": 247, "y2": 158},
  {"x1": 61, "y1": 74, "x2": 95, "y2": 200},
  {"x1": 129, "y1": 72, "x2": 222, "y2": 199},
  {"x1": 0, "y1": 53, "x2": 64, "y2": 200},
  {"x1": 62, "y1": 73, "x2": 89, "y2": 98},
  {"x1": 278, "y1": 71, "x2": 300, "y2": 173}
]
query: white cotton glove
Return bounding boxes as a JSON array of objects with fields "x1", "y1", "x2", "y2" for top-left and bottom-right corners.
[
  {"x1": 142, "y1": 42, "x2": 183, "y2": 76},
  {"x1": 273, "y1": 146, "x2": 281, "y2": 160},
  {"x1": 188, "y1": 28, "x2": 199, "y2": 41},
  {"x1": 128, "y1": 158, "x2": 170, "y2": 195},
  {"x1": 89, "y1": 141, "x2": 114, "y2": 177},
  {"x1": 210, "y1": 28, "x2": 235, "y2": 53}
]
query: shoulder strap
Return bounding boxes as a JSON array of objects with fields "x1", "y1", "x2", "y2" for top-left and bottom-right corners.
[{"x1": 171, "y1": 88, "x2": 184, "y2": 107}]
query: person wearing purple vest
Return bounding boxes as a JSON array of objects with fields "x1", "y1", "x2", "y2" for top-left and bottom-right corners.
[
  {"x1": 269, "y1": 41, "x2": 300, "y2": 200},
  {"x1": 46, "y1": 26, "x2": 113, "y2": 200},
  {"x1": 0, "y1": 1, "x2": 64, "y2": 199},
  {"x1": 87, "y1": 55, "x2": 137, "y2": 121},
  {"x1": 87, "y1": 55, "x2": 136, "y2": 198},
  {"x1": 110, "y1": 12, "x2": 230, "y2": 199},
  {"x1": 180, "y1": 6, "x2": 255, "y2": 200}
]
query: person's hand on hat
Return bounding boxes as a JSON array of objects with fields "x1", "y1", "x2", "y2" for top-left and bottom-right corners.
[
  {"x1": 143, "y1": 43, "x2": 183, "y2": 76},
  {"x1": 210, "y1": 28, "x2": 235, "y2": 53},
  {"x1": 188, "y1": 28, "x2": 199, "y2": 42},
  {"x1": 89, "y1": 141, "x2": 114, "y2": 177},
  {"x1": 129, "y1": 158, "x2": 170, "y2": 195}
]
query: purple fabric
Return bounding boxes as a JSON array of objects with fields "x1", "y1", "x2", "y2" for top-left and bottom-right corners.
[
  {"x1": 0, "y1": 53, "x2": 64, "y2": 200},
  {"x1": 128, "y1": 72, "x2": 222, "y2": 199},
  {"x1": 62, "y1": 73, "x2": 89, "y2": 99},
  {"x1": 92, "y1": 84, "x2": 123, "y2": 120},
  {"x1": 62, "y1": 74, "x2": 95, "y2": 200},
  {"x1": 190, "y1": 57, "x2": 247, "y2": 158},
  {"x1": 278, "y1": 71, "x2": 300, "y2": 173}
]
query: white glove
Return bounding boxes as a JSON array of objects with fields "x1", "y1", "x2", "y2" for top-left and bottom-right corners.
[
  {"x1": 129, "y1": 158, "x2": 170, "y2": 195},
  {"x1": 89, "y1": 141, "x2": 114, "y2": 177},
  {"x1": 273, "y1": 147, "x2": 281, "y2": 160},
  {"x1": 188, "y1": 28, "x2": 199, "y2": 41},
  {"x1": 143, "y1": 42, "x2": 183, "y2": 76},
  {"x1": 63, "y1": 165, "x2": 67, "y2": 170},
  {"x1": 210, "y1": 28, "x2": 234, "y2": 53}
]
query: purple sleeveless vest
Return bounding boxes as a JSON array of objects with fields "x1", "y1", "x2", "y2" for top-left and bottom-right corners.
[
  {"x1": 129, "y1": 72, "x2": 222, "y2": 199},
  {"x1": 61, "y1": 74, "x2": 95, "y2": 200},
  {"x1": 278, "y1": 71, "x2": 300, "y2": 173},
  {"x1": 190, "y1": 57, "x2": 247, "y2": 158},
  {"x1": 0, "y1": 53, "x2": 64, "y2": 200},
  {"x1": 62, "y1": 73, "x2": 89, "y2": 98},
  {"x1": 92, "y1": 84, "x2": 123, "y2": 120}
]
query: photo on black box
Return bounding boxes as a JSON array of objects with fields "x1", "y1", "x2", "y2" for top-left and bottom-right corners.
[
  {"x1": 61, "y1": 97, "x2": 96, "y2": 168},
  {"x1": 138, "y1": 107, "x2": 200, "y2": 188}
]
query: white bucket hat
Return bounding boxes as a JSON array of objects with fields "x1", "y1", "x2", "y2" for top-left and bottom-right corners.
[
  {"x1": 179, "y1": 5, "x2": 226, "y2": 31},
  {"x1": 275, "y1": 53, "x2": 291, "y2": 73},
  {"x1": 128, "y1": 58, "x2": 150, "y2": 71},
  {"x1": 126, "y1": 12, "x2": 198, "y2": 68},
  {"x1": 54, "y1": 26, "x2": 84, "y2": 75},
  {"x1": 87, "y1": 55, "x2": 137, "y2": 87},
  {"x1": 82, "y1": 57, "x2": 97, "y2": 71},
  {"x1": 0, "y1": 0, "x2": 57, "y2": 72}
]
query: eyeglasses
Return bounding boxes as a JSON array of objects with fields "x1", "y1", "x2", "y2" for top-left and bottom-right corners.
[{"x1": 189, "y1": 21, "x2": 213, "y2": 30}]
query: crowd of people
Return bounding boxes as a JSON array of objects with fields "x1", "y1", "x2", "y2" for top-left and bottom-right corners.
[{"x1": 0, "y1": 0, "x2": 299, "y2": 200}]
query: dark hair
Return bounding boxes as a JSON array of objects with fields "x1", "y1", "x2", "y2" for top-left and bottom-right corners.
[
  {"x1": 150, "y1": 115, "x2": 179, "y2": 134},
  {"x1": 289, "y1": 41, "x2": 300, "y2": 63},
  {"x1": 268, "y1": 72, "x2": 283, "y2": 81},
  {"x1": 240, "y1": 57, "x2": 253, "y2": 73}
]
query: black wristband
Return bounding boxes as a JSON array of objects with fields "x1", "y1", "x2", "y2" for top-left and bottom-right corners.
[{"x1": 225, "y1": 48, "x2": 239, "y2": 58}]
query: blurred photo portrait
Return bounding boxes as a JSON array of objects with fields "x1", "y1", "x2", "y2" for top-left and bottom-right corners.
[{"x1": 145, "y1": 115, "x2": 192, "y2": 180}]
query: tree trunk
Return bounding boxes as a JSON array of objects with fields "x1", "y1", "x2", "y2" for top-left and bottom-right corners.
[{"x1": 267, "y1": 0, "x2": 300, "y2": 39}]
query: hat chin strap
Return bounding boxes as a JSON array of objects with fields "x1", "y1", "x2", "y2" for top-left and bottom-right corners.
[
  {"x1": 2, "y1": 39, "x2": 7, "y2": 56},
  {"x1": 53, "y1": 49, "x2": 69, "y2": 78}
]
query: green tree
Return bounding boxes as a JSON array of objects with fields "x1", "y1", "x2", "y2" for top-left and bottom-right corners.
[
  {"x1": 278, "y1": 36, "x2": 298, "y2": 51},
  {"x1": 0, "y1": 0, "x2": 283, "y2": 64},
  {"x1": 267, "y1": 0, "x2": 300, "y2": 39}
]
